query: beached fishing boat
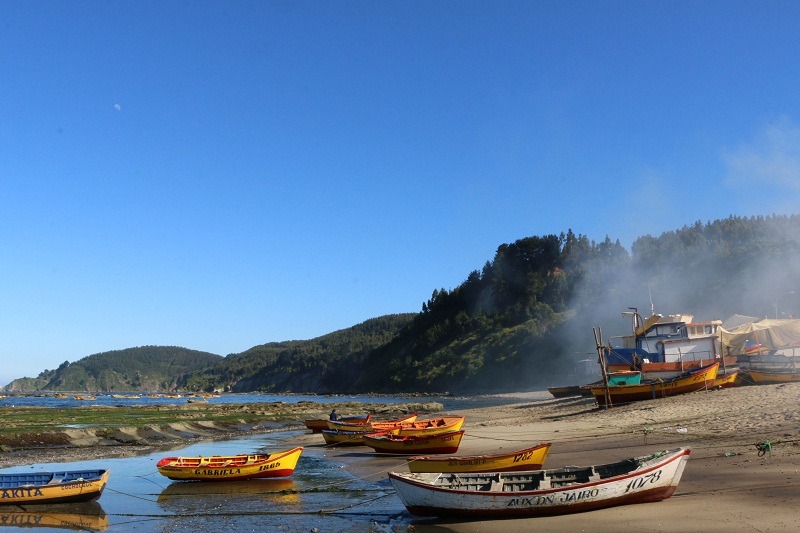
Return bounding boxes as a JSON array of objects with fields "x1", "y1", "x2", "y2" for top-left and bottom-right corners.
[
  {"x1": 748, "y1": 370, "x2": 800, "y2": 385},
  {"x1": 327, "y1": 413, "x2": 417, "y2": 432},
  {"x1": 605, "y1": 312, "x2": 737, "y2": 381},
  {"x1": 713, "y1": 369, "x2": 740, "y2": 388},
  {"x1": 389, "y1": 447, "x2": 690, "y2": 518},
  {"x1": 395, "y1": 416, "x2": 465, "y2": 437},
  {"x1": 304, "y1": 413, "x2": 371, "y2": 433},
  {"x1": 156, "y1": 447, "x2": 303, "y2": 481},
  {"x1": 321, "y1": 429, "x2": 390, "y2": 446},
  {"x1": 408, "y1": 443, "x2": 552, "y2": 474},
  {"x1": 363, "y1": 430, "x2": 464, "y2": 455},
  {"x1": 590, "y1": 362, "x2": 718, "y2": 407},
  {"x1": 547, "y1": 386, "x2": 584, "y2": 398},
  {"x1": 0, "y1": 469, "x2": 110, "y2": 505}
]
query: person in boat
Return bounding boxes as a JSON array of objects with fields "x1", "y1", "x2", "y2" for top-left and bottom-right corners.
[{"x1": 329, "y1": 409, "x2": 339, "y2": 421}]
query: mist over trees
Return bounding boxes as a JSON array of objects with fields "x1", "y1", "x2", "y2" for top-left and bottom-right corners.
[{"x1": 7, "y1": 215, "x2": 800, "y2": 394}]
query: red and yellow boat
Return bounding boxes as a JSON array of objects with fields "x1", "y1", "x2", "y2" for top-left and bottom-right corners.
[
  {"x1": 156, "y1": 447, "x2": 303, "y2": 481},
  {"x1": 395, "y1": 416, "x2": 465, "y2": 437},
  {"x1": 590, "y1": 362, "x2": 719, "y2": 407},
  {"x1": 327, "y1": 413, "x2": 417, "y2": 432},
  {"x1": 407, "y1": 443, "x2": 551, "y2": 473},
  {"x1": 363, "y1": 430, "x2": 464, "y2": 455}
]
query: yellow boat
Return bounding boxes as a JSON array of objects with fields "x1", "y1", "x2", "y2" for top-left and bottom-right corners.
[
  {"x1": 0, "y1": 469, "x2": 109, "y2": 505},
  {"x1": 749, "y1": 370, "x2": 800, "y2": 385},
  {"x1": 326, "y1": 413, "x2": 416, "y2": 432},
  {"x1": 156, "y1": 447, "x2": 303, "y2": 481},
  {"x1": 407, "y1": 443, "x2": 552, "y2": 473},
  {"x1": 363, "y1": 430, "x2": 465, "y2": 455},
  {"x1": 395, "y1": 416, "x2": 465, "y2": 437},
  {"x1": 713, "y1": 369, "x2": 739, "y2": 388}
]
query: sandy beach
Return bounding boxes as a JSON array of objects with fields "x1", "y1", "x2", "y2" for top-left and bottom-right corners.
[
  {"x1": 3, "y1": 385, "x2": 800, "y2": 531},
  {"x1": 299, "y1": 383, "x2": 800, "y2": 532}
]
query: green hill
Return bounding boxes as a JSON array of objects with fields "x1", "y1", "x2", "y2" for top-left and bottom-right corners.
[
  {"x1": 6, "y1": 346, "x2": 223, "y2": 392},
  {"x1": 180, "y1": 314, "x2": 415, "y2": 392},
  {"x1": 8, "y1": 214, "x2": 800, "y2": 395}
]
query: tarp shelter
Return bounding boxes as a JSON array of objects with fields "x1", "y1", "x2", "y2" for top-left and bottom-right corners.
[{"x1": 719, "y1": 318, "x2": 800, "y2": 355}]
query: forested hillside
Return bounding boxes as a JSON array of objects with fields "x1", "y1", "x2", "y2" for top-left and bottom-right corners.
[
  {"x1": 179, "y1": 314, "x2": 415, "y2": 392},
  {"x1": 5, "y1": 347, "x2": 222, "y2": 392},
  {"x1": 8, "y1": 215, "x2": 800, "y2": 395}
]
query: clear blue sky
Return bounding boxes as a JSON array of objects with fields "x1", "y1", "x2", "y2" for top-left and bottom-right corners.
[{"x1": 2, "y1": 1, "x2": 800, "y2": 385}]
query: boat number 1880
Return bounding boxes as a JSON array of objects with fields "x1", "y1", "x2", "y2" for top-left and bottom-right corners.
[{"x1": 624, "y1": 469, "x2": 662, "y2": 493}]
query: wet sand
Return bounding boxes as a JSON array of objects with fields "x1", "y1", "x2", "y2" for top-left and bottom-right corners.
[{"x1": 4, "y1": 386, "x2": 800, "y2": 531}]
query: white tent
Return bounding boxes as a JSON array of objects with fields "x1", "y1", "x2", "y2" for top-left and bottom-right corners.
[{"x1": 719, "y1": 318, "x2": 800, "y2": 355}]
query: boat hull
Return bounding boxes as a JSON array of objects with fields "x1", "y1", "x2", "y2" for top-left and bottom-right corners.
[
  {"x1": 156, "y1": 447, "x2": 302, "y2": 481},
  {"x1": 0, "y1": 470, "x2": 109, "y2": 505},
  {"x1": 364, "y1": 430, "x2": 464, "y2": 455},
  {"x1": 749, "y1": 370, "x2": 800, "y2": 384},
  {"x1": 396, "y1": 417, "x2": 465, "y2": 437},
  {"x1": 390, "y1": 448, "x2": 690, "y2": 518},
  {"x1": 408, "y1": 443, "x2": 551, "y2": 473},
  {"x1": 590, "y1": 362, "x2": 718, "y2": 407}
]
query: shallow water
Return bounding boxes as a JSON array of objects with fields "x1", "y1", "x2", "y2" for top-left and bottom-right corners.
[
  {"x1": 0, "y1": 391, "x2": 544, "y2": 411},
  {"x1": 0, "y1": 431, "x2": 416, "y2": 532},
  {"x1": 0, "y1": 392, "x2": 551, "y2": 531}
]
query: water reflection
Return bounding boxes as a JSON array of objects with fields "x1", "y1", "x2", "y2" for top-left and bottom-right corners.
[
  {"x1": 0, "y1": 502, "x2": 108, "y2": 531},
  {"x1": 158, "y1": 478, "x2": 300, "y2": 505}
]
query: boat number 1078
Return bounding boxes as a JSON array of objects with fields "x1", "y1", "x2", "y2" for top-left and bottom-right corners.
[{"x1": 624, "y1": 469, "x2": 662, "y2": 493}]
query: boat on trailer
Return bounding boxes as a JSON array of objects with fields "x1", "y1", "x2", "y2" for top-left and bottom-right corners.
[{"x1": 389, "y1": 447, "x2": 690, "y2": 518}]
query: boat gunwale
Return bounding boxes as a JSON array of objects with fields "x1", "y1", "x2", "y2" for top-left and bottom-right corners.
[{"x1": 389, "y1": 448, "x2": 690, "y2": 497}]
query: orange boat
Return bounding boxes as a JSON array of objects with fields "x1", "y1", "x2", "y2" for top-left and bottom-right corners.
[
  {"x1": 395, "y1": 416, "x2": 465, "y2": 437},
  {"x1": 363, "y1": 430, "x2": 464, "y2": 455},
  {"x1": 327, "y1": 413, "x2": 417, "y2": 432}
]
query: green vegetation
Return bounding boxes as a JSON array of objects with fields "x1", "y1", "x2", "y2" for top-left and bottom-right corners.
[
  {"x1": 6, "y1": 215, "x2": 800, "y2": 395},
  {"x1": 6, "y1": 347, "x2": 222, "y2": 393}
]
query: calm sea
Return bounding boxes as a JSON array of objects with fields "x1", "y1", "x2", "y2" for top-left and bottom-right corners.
[
  {"x1": 0, "y1": 391, "x2": 537, "y2": 411},
  {"x1": 0, "y1": 392, "x2": 546, "y2": 532}
]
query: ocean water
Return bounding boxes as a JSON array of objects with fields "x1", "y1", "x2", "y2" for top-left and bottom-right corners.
[
  {"x1": 0, "y1": 393, "x2": 550, "y2": 532},
  {"x1": 0, "y1": 432, "x2": 416, "y2": 532},
  {"x1": 0, "y1": 391, "x2": 542, "y2": 411}
]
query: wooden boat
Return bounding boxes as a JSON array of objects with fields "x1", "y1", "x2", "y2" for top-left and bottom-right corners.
[
  {"x1": 712, "y1": 369, "x2": 739, "y2": 388},
  {"x1": 590, "y1": 362, "x2": 719, "y2": 407},
  {"x1": 547, "y1": 386, "x2": 584, "y2": 398},
  {"x1": 395, "y1": 416, "x2": 465, "y2": 437},
  {"x1": 408, "y1": 443, "x2": 552, "y2": 473},
  {"x1": 73, "y1": 395, "x2": 97, "y2": 401},
  {"x1": 389, "y1": 447, "x2": 691, "y2": 518},
  {"x1": 324, "y1": 413, "x2": 374, "y2": 430},
  {"x1": 156, "y1": 447, "x2": 303, "y2": 481},
  {"x1": 321, "y1": 429, "x2": 389, "y2": 446},
  {"x1": 363, "y1": 430, "x2": 464, "y2": 455},
  {"x1": 327, "y1": 413, "x2": 416, "y2": 432},
  {"x1": 748, "y1": 369, "x2": 800, "y2": 385},
  {"x1": 304, "y1": 413, "x2": 371, "y2": 433},
  {"x1": 0, "y1": 469, "x2": 109, "y2": 504}
]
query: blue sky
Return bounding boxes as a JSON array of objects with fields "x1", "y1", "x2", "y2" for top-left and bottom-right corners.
[{"x1": 2, "y1": 1, "x2": 800, "y2": 385}]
